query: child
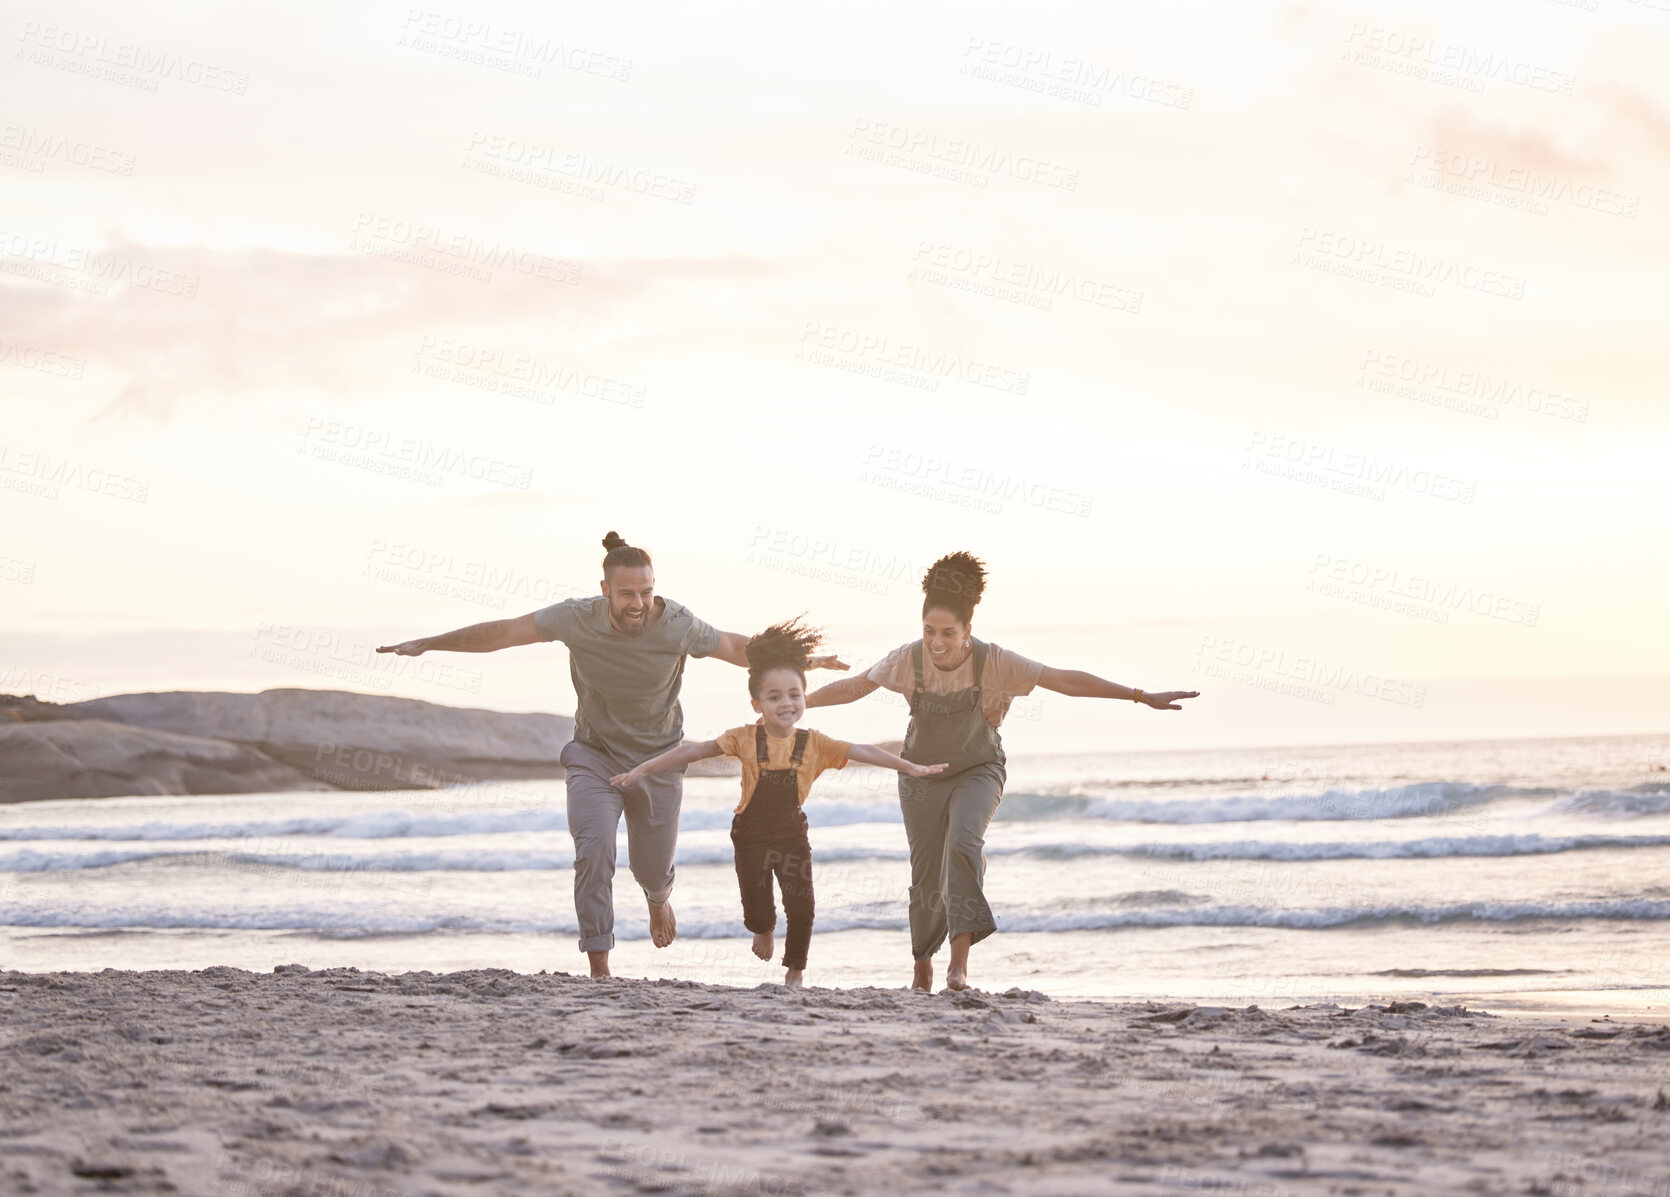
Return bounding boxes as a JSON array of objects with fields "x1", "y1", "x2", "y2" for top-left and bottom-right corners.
[{"x1": 611, "y1": 619, "x2": 945, "y2": 987}]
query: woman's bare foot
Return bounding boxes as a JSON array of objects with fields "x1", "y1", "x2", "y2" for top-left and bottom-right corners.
[
  {"x1": 648, "y1": 898, "x2": 676, "y2": 948},
  {"x1": 751, "y1": 930, "x2": 774, "y2": 961},
  {"x1": 784, "y1": 968, "x2": 804, "y2": 988},
  {"x1": 587, "y1": 950, "x2": 611, "y2": 979},
  {"x1": 911, "y1": 960, "x2": 933, "y2": 993},
  {"x1": 946, "y1": 932, "x2": 972, "y2": 991}
]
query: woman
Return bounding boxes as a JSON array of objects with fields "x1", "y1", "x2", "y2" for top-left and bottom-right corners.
[{"x1": 805, "y1": 552, "x2": 1198, "y2": 993}]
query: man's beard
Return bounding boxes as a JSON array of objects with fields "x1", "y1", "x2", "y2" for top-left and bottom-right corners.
[{"x1": 615, "y1": 606, "x2": 648, "y2": 635}]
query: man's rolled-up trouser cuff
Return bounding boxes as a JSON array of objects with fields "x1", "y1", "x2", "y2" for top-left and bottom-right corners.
[
  {"x1": 644, "y1": 880, "x2": 675, "y2": 906},
  {"x1": 578, "y1": 932, "x2": 615, "y2": 953}
]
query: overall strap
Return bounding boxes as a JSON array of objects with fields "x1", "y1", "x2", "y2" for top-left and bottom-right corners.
[
  {"x1": 971, "y1": 638, "x2": 989, "y2": 694},
  {"x1": 755, "y1": 724, "x2": 769, "y2": 764},
  {"x1": 791, "y1": 728, "x2": 809, "y2": 766},
  {"x1": 909, "y1": 641, "x2": 924, "y2": 711}
]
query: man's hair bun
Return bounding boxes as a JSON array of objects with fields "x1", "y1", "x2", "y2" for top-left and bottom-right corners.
[{"x1": 601, "y1": 532, "x2": 652, "y2": 573}]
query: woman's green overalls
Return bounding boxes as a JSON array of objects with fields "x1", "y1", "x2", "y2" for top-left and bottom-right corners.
[{"x1": 898, "y1": 638, "x2": 1007, "y2": 961}]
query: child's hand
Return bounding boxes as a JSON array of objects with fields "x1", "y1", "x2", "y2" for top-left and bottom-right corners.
[
  {"x1": 609, "y1": 768, "x2": 644, "y2": 788},
  {"x1": 908, "y1": 762, "x2": 948, "y2": 777}
]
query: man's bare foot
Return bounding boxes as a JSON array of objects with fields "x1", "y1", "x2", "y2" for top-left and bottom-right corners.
[
  {"x1": 751, "y1": 930, "x2": 774, "y2": 961},
  {"x1": 587, "y1": 950, "x2": 611, "y2": 979},
  {"x1": 784, "y1": 968, "x2": 804, "y2": 988},
  {"x1": 648, "y1": 899, "x2": 676, "y2": 948},
  {"x1": 911, "y1": 960, "x2": 933, "y2": 993},
  {"x1": 946, "y1": 932, "x2": 972, "y2": 991}
]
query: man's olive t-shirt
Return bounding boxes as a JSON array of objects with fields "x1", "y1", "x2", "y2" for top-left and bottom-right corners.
[{"x1": 532, "y1": 595, "x2": 721, "y2": 766}]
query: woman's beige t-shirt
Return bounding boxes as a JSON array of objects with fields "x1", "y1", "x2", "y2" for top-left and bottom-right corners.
[{"x1": 865, "y1": 641, "x2": 1044, "y2": 728}]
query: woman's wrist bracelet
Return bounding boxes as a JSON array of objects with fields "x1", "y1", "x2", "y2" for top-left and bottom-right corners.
[{"x1": 1131, "y1": 688, "x2": 1144, "y2": 703}]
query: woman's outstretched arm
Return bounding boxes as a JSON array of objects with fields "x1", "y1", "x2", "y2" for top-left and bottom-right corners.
[
  {"x1": 1036, "y1": 666, "x2": 1198, "y2": 710},
  {"x1": 805, "y1": 675, "x2": 881, "y2": 708}
]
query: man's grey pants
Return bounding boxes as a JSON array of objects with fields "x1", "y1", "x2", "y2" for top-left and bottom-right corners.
[{"x1": 560, "y1": 740, "x2": 683, "y2": 954}]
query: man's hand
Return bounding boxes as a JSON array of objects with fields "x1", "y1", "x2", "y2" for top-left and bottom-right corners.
[
  {"x1": 905, "y1": 761, "x2": 948, "y2": 777},
  {"x1": 377, "y1": 638, "x2": 430, "y2": 657},
  {"x1": 1139, "y1": 690, "x2": 1200, "y2": 711},
  {"x1": 808, "y1": 655, "x2": 850, "y2": 671}
]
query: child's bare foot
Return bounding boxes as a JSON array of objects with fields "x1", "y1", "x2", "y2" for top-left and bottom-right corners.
[
  {"x1": 587, "y1": 950, "x2": 611, "y2": 979},
  {"x1": 751, "y1": 930, "x2": 774, "y2": 960},
  {"x1": 784, "y1": 968, "x2": 804, "y2": 988},
  {"x1": 911, "y1": 960, "x2": 933, "y2": 993},
  {"x1": 648, "y1": 899, "x2": 676, "y2": 948}
]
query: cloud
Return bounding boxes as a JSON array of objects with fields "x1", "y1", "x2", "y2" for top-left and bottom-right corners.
[
  {"x1": 0, "y1": 238, "x2": 778, "y2": 424},
  {"x1": 1589, "y1": 82, "x2": 1670, "y2": 167},
  {"x1": 1422, "y1": 105, "x2": 1610, "y2": 180}
]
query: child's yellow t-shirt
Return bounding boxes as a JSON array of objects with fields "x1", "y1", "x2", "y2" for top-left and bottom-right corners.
[{"x1": 714, "y1": 724, "x2": 850, "y2": 814}]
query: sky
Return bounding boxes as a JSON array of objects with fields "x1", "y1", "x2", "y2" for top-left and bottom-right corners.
[{"x1": 3, "y1": 0, "x2": 1667, "y2": 754}]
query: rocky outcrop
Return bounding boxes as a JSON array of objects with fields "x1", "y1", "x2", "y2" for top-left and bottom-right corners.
[
  {"x1": 65, "y1": 689, "x2": 575, "y2": 787},
  {"x1": 0, "y1": 719, "x2": 330, "y2": 802},
  {"x1": 0, "y1": 689, "x2": 575, "y2": 802}
]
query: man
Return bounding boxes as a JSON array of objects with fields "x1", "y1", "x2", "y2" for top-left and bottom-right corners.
[{"x1": 377, "y1": 532, "x2": 844, "y2": 978}]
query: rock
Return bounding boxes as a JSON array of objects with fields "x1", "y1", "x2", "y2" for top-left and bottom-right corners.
[
  {"x1": 69, "y1": 1162, "x2": 134, "y2": 1180},
  {"x1": 0, "y1": 720, "x2": 325, "y2": 802},
  {"x1": 1182, "y1": 1007, "x2": 1231, "y2": 1025},
  {"x1": 67, "y1": 688, "x2": 574, "y2": 786},
  {"x1": 0, "y1": 693, "x2": 76, "y2": 723},
  {"x1": 0, "y1": 687, "x2": 578, "y2": 801},
  {"x1": 329, "y1": 1143, "x2": 417, "y2": 1169},
  {"x1": 1140, "y1": 1007, "x2": 1197, "y2": 1024}
]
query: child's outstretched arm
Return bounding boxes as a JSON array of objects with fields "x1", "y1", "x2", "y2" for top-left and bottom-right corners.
[
  {"x1": 610, "y1": 740, "x2": 723, "y2": 788},
  {"x1": 847, "y1": 743, "x2": 947, "y2": 778}
]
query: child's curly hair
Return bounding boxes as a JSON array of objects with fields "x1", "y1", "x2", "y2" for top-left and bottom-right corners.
[{"x1": 745, "y1": 617, "x2": 824, "y2": 699}]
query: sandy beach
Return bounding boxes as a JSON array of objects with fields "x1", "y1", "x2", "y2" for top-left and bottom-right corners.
[{"x1": 3, "y1": 968, "x2": 1668, "y2": 1196}]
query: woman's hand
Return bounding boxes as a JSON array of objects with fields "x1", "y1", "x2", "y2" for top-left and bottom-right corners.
[
  {"x1": 808, "y1": 654, "x2": 850, "y2": 671},
  {"x1": 905, "y1": 762, "x2": 948, "y2": 777},
  {"x1": 609, "y1": 767, "x2": 646, "y2": 788},
  {"x1": 376, "y1": 638, "x2": 430, "y2": 656},
  {"x1": 1139, "y1": 690, "x2": 1199, "y2": 711}
]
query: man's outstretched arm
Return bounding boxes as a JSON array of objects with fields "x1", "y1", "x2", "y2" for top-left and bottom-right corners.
[{"x1": 377, "y1": 612, "x2": 542, "y2": 656}]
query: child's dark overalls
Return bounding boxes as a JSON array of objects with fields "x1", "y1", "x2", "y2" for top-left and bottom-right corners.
[{"x1": 730, "y1": 725, "x2": 816, "y2": 971}]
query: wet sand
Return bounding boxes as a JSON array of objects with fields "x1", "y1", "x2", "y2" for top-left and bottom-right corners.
[{"x1": 3, "y1": 967, "x2": 1668, "y2": 1195}]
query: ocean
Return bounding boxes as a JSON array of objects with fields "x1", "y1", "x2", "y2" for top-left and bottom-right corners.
[{"x1": 3, "y1": 733, "x2": 1667, "y2": 1013}]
